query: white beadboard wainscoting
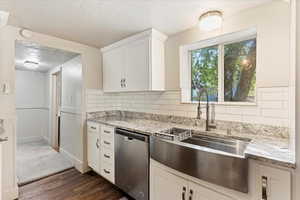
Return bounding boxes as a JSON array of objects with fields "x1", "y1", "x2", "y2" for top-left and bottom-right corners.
[
  {"x1": 86, "y1": 87, "x2": 289, "y2": 127},
  {"x1": 16, "y1": 70, "x2": 50, "y2": 143}
]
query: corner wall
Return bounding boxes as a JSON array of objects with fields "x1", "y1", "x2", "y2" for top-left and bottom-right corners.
[
  {"x1": 0, "y1": 25, "x2": 100, "y2": 200},
  {"x1": 15, "y1": 70, "x2": 49, "y2": 143}
]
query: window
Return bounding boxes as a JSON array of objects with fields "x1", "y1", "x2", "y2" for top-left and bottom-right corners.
[
  {"x1": 181, "y1": 29, "x2": 257, "y2": 104},
  {"x1": 191, "y1": 45, "x2": 218, "y2": 102},
  {"x1": 224, "y1": 39, "x2": 256, "y2": 102}
]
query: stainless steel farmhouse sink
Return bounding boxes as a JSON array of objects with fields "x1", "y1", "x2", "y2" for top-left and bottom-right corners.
[
  {"x1": 182, "y1": 135, "x2": 249, "y2": 157},
  {"x1": 150, "y1": 131, "x2": 250, "y2": 193}
]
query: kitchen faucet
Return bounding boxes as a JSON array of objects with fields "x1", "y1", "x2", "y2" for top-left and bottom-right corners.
[{"x1": 196, "y1": 88, "x2": 216, "y2": 131}]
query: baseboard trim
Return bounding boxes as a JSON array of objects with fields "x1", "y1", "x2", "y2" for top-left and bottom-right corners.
[
  {"x1": 17, "y1": 136, "x2": 44, "y2": 144},
  {"x1": 3, "y1": 185, "x2": 18, "y2": 200},
  {"x1": 59, "y1": 148, "x2": 83, "y2": 172}
]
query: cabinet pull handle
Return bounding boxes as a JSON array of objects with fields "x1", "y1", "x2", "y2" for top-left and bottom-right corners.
[
  {"x1": 104, "y1": 130, "x2": 110, "y2": 134},
  {"x1": 182, "y1": 187, "x2": 186, "y2": 200},
  {"x1": 104, "y1": 154, "x2": 110, "y2": 158},
  {"x1": 90, "y1": 126, "x2": 96, "y2": 130},
  {"x1": 96, "y1": 139, "x2": 100, "y2": 149},
  {"x1": 104, "y1": 141, "x2": 110, "y2": 145},
  {"x1": 189, "y1": 189, "x2": 193, "y2": 200},
  {"x1": 104, "y1": 169, "x2": 110, "y2": 174},
  {"x1": 262, "y1": 176, "x2": 268, "y2": 200}
]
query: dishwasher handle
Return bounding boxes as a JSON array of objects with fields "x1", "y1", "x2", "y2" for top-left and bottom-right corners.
[{"x1": 115, "y1": 128, "x2": 149, "y2": 143}]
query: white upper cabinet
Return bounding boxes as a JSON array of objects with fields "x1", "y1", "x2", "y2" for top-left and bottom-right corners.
[
  {"x1": 101, "y1": 29, "x2": 167, "y2": 92},
  {"x1": 102, "y1": 46, "x2": 125, "y2": 92}
]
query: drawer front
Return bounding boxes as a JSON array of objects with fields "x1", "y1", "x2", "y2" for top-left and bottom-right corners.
[
  {"x1": 101, "y1": 134, "x2": 114, "y2": 150},
  {"x1": 87, "y1": 122, "x2": 100, "y2": 133},
  {"x1": 101, "y1": 148, "x2": 114, "y2": 165},
  {"x1": 101, "y1": 125, "x2": 114, "y2": 138},
  {"x1": 101, "y1": 161, "x2": 115, "y2": 183}
]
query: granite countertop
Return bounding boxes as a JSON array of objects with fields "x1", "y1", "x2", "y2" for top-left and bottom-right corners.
[{"x1": 88, "y1": 116, "x2": 296, "y2": 169}]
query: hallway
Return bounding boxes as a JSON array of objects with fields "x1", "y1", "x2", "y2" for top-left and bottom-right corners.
[{"x1": 17, "y1": 140, "x2": 73, "y2": 185}]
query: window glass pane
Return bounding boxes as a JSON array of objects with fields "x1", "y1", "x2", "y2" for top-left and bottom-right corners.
[
  {"x1": 224, "y1": 38, "x2": 256, "y2": 102},
  {"x1": 191, "y1": 45, "x2": 218, "y2": 102}
]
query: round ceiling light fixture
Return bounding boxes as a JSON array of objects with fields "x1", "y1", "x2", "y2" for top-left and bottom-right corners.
[
  {"x1": 198, "y1": 10, "x2": 223, "y2": 31},
  {"x1": 24, "y1": 60, "x2": 39, "y2": 70}
]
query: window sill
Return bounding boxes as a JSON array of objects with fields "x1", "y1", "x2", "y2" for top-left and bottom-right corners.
[{"x1": 181, "y1": 101, "x2": 257, "y2": 106}]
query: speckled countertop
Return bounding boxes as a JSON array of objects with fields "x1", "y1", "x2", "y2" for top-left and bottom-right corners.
[{"x1": 88, "y1": 116, "x2": 296, "y2": 169}]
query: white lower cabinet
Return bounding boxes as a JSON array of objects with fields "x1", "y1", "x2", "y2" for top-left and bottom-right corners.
[
  {"x1": 150, "y1": 161, "x2": 233, "y2": 200},
  {"x1": 189, "y1": 182, "x2": 233, "y2": 200},
  {"x1": 87, "y1": 122, "x2": 115, "y2": 183},
  {"x1": 254, "y1": 164, "x2": 291, "y2": 200},
  {"x1": 151, "y1": 159, "x2": 292, "y2": 200},
  {"x1": 87, "y1": 122, "x2": 101, "y2": 173},
  {"x1": 151, "y1": 164, "x2": 189, "y2": 200}
]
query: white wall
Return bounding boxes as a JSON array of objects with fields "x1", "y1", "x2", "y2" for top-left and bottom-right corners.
[
  {"x1": 15, "y1": 70, "x2": 49, "y2": 143},
  {"x1": 165, "y1": 1, "x2": 291, "y2": 90},
  {"x1": 0, "y1": 25, "x2": 100, "y2": 200},
  {"x1": 87, "y1": 87, "x2": 289, "y2": 127},
  {"x1": 89, "y1": 1, "x2": 291, "y2": 129}
]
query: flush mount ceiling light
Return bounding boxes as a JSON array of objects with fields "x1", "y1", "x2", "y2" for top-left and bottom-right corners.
[
  {"x1": 198, "y1": 10, "x2": 223, "y2": 31},
  {"x1": 24, "y1": 61, "x2": 39, "y2": 69}
]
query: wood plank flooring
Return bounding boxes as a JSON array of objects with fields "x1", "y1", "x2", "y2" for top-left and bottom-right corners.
[{"x1": 18, "y1": 168, "x2": 126, "y2": 200}]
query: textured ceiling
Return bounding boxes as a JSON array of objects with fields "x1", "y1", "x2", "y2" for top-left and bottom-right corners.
[
  {"x1": 15, "y1": 41, "x2": 79, "y2": 72},
  {"x1": 2, "y1": 0, "x2": 272, "y2": 48}
]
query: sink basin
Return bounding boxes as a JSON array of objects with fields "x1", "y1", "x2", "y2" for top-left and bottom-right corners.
[
  {"x1": 182, "y1": 135, "x2": 249, "y2": 157},
  {"x1": 150, "y1": 134, "x2": 249, "y2": 193}
]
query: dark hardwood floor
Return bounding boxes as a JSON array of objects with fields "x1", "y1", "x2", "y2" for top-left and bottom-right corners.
[{"x1": 18, "y1": 168, "x2": 126, "y2": 200}]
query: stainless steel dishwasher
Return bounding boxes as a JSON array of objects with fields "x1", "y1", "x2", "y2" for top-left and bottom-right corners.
[{"x1": 115, "y1": 128, "x2": 149, "y2": 200}]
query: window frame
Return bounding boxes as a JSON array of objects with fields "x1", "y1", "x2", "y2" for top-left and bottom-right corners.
[{"x1": 180, "y1": 28, "x2": 257, "y2": 105}]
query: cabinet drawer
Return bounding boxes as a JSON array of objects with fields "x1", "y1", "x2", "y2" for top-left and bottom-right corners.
[
  {"x1": 101, "y1": 125, "x2": 114, "y2": 138},
  {"x1": 87, "y1": 122, "x2": 100, "y2": 133},
  {"x1": 101, "y1": 147, "x2": 114, "y2": 165},
  {"x1": 101, "y1": 161, "x2": 115, "y2": 183},
  {"x1": 101, "y1": 134, "x2": 114, "y2": 150}
]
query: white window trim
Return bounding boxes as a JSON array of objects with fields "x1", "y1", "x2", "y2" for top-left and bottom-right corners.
[{"x1": 180, "y1": 28, "x2": 257, "y2": 104}]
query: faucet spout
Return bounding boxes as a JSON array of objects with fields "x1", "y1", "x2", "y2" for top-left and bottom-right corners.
[{"x1": 196, "y1": 88, "x2": 216, "y2": 132}]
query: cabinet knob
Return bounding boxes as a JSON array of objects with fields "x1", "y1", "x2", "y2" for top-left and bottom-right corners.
[
  {"x1": 189, "y1": 189, "x2": 193, "y2": 200},
  {"x1": 96, "y1": 139, "x2": 100, "y2": 149},
  {"x1": 182, "y1": 187, "x2": 186, "y2": 200}
]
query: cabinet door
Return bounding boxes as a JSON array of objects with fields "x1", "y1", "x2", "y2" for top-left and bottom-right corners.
[
  {"x1": 188, "y1": 182, "x2": 233, "y2": 200},
  {"x1": 255, "y1": 164, "x2": 291, "y2": 200},
  {"x1": 102, "y1": 47, "x2": 125, "y2": 92},
  {"x1": 87, "y1": 128, "x2": 100, "y2": 173},
  {"x1": 151, "y1": 165, "x2": 189, "y2": 200},
  {"x1": 124, "y1": 38, "x2": 150, "y2": 91}
]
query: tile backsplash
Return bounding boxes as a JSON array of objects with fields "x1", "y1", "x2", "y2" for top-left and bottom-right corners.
[{"x1": 86, "y1": 87, "x2": 289, "y2": 128}]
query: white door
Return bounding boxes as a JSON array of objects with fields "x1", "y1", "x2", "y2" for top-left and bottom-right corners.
[
  {"x1": 189, "y1": 182, "x2": 233, "y2": 200},
  {"x1": 151, "y1": 165, "x2": 189, "y2": 200},
  {"x1": 102, "y1": 47, "x2": 125, "y2": 92},
  {"x1": 87, "y1": 123, "x2": 100, "y2": 173},
  {"x1": 124, "y1": 38, "x2": 149, "y2": 91}
]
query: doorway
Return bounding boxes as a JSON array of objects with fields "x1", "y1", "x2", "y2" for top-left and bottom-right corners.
[{"x1": 15, "y1": 41, "x2": 82, "y2": 185}]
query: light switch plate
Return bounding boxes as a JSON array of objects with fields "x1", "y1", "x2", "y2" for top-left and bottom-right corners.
[{"x1": 0, "y1": 11, "x2": 9, "y2": 28}]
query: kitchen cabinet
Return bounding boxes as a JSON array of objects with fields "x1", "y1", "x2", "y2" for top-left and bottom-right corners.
[
  {"x1": 254, "y1": 164, "x2": 291, "y2": 200},
  {"x1": 87, "y1": 122, "x2": 101, "y2": 173},
  {"x1": 189, "y1": 182, "x2": 233, "y2": 200},
  {"x1": 150, "y1": 161, "x2": 234, "y2": 200},
  {"x1": 101, "y1": 28, "x2": 167, "y2": 92},
  {"x1": 99, "y1": 125, "x2": 115, "y2": 184},
  {"x1": 151, "y1": 163, "x2": 189, "y2": 200}
]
